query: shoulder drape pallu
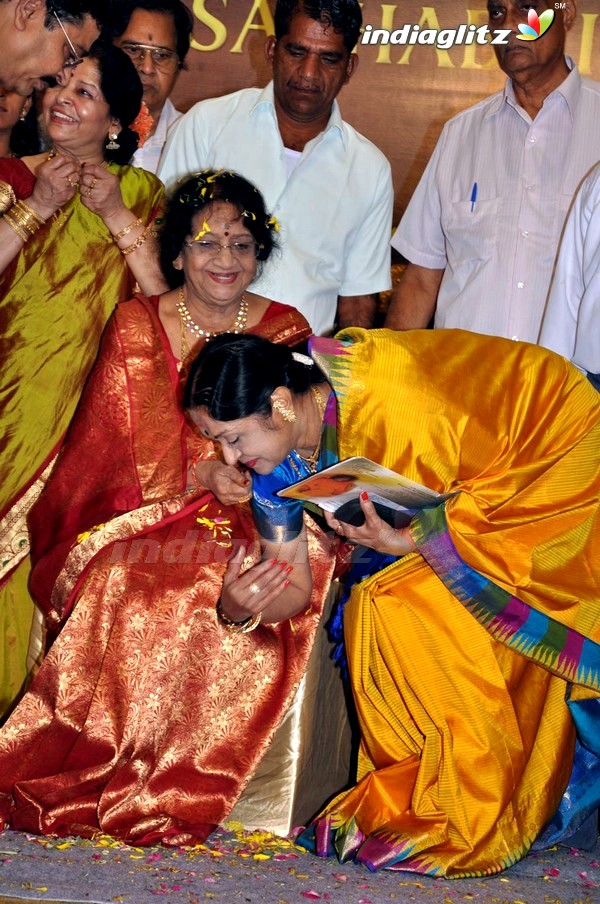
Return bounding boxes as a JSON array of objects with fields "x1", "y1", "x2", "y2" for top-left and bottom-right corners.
[
  {"x1": 297, "y1": 328, "x2": 600, "y2": 877},
  {"x1": 0, "y1": 297, "x2": 341, "y2": 846},
  {"x1": 0, "y1": 160, "x2": 164, "y2": 713}
]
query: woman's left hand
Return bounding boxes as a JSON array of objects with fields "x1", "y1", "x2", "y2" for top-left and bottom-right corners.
[
  {"x1": 80, "y1": 163, "x2": 125, "y2": 221},
  {"x1": 324, "y1": 492, "x2": 417, "y2": 557}
]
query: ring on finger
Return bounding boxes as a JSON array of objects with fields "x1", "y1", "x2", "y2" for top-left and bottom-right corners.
[
  {"x1": 85, "y1": 177, "x2": 97, "y2": 198},
  {"x1": 67, "y1": 176, "x2": 78, "y2": 188},
  {"x1": 249, "y1": 583, "x2": 260, "y2": 595}
]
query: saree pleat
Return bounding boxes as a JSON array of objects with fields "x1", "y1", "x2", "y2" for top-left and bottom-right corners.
[
  {"x1": 300, "y1": 328, "x2": 600, "y2": 876},
  {"x1": 0, "y1": 160, "x2": 164, "y2": 716},
  {"x1": 0, "y1": 296, "x2": 342, "y2": 845}
]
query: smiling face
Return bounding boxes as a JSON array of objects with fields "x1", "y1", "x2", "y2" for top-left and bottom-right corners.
[
  {"x1": 1, "y1": 5, "x2": 99, "y2": 96},
  {"x1": 175, "y1": 202, "x2": 260, "y2": 312},
  {"x1": 266, "y1": 12, "x2": 357, "y2": 128},
  {"x1": 192, "y1": 407, "x2": 295, "y2": 475},
  {"x1": 42, "y1": 56, "x2": 118, "y2": 159},
  {"x1": 487, "y1": 0, "x2": 574, "y2": 85},
  {"x1": 115, "y1": 9, "x2": 180, "y2": 123}
]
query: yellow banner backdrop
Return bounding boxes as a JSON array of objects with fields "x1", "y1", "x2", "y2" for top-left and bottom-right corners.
[{"x1": 171, "y1": 2, "x2": 600, "y2": 223}]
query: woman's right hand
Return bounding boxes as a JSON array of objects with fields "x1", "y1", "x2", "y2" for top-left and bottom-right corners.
[
  {"x1": 29, "y1": 154, "x2": 80, "y2": 220},
  {"x1": 193, "y1": 460, "x2": 252, "y2": 505},
  {"x1": 219, "y1": 544, "x2": 293, "y2": 624}
]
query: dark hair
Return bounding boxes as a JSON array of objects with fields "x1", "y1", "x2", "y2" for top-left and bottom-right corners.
[
  {"x1": 45, "y1": 0, "x2": 112, "y2": 31},
  {"x1": 160, "y1": 170, "x2": 280, "y2": 288},
  {"x1": 274, "y1": 0, "x2": 362, "y2": 55},
  {"x1": 9, "y1": 101, "x2": 41, "y2": 157},
  {"x1": 85, "y1": 40, "x2": 143, "y2": 164},
  {"x1": 114, "y1": 0, "x2": 193, "y2": 66},
  {"x1": 184, "y1": 334, "x2": 325, "y2": 420}
]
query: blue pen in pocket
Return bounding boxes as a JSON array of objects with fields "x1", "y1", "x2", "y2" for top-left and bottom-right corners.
[{"x1": 470, "y1": 182, "x2": 478, "y2": 213}]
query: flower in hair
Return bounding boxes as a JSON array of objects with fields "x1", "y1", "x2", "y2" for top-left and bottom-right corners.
[
  {"x1": 292, "y1": 351, "x2": 313, "y2": 366},
  {"x1": 267, "y1": 215, "x2": 281, "y2": 232},
  {"x1": 194, "y1": 219, "x2": 211, "y2": 240},
  {"x1": 243, "y1": 210, "x2": 257, "y2": 221},
  {"x1": 130, "y1": 102, "x2": 154, "y2": 147}
]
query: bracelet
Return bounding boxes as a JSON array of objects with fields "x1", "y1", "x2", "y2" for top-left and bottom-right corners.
[
  {"x1": 4, "y1": 209, "x2": 30, "y2": 242},
  {"x1": 10, "y1": 200, "x2": 45, "y2": 236},
  {"x1": 16, "y1": 200, "x2": 45, "y2": 227},
  {"x1": 113, "y1": 217, "x2": 142, "y2": 240},
  {"x1": 188, "y1": 448, "x2": 218, "y2": 489},
  {"x1": 0, "y1": 180, "x2": 17, "y2": 214},
  {"x1": 216, "y1": 597, "x2": 262, "y2": 634},
  {"x1": 120, "y1": 229, "x2": 148, "y2": 256}
]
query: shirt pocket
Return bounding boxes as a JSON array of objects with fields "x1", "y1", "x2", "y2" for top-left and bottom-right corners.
[{"x1": 441, "y1": 197, "x2": 501, "y2": 266}]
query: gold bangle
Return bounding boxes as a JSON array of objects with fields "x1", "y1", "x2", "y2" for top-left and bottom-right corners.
[
  {"x1": 16, "y1": 200, "x2": 45, "y2": 227},
  {"x1": 10, "y1": 201, "x2": 45, "y2": 236},
  {"x1": 113, "y1": 217, "x2": 142, "y2": 240},
  {"x1": 4, "y1": 209, "x2": 29, "y2": 242},
  {"x1": 0, "y1": 180, "x2": 17, "y2": 214},
  {"x1": 216, "y1": 597, "x2": 262, "y2": 633},
  {"x1": 120, "y1": 229, "x2": 148, "y2": 256}
]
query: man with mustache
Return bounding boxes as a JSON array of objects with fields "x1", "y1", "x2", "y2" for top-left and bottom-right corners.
[
  {"x1": 386, "y1": 0, "x2": 600, "y2": 345},
  {"x1": 158, "y1": 0, "x2": 393, "y2": 336},
  {"x1": 0, "y1": 0, "x2": 105, "y2": 95}
]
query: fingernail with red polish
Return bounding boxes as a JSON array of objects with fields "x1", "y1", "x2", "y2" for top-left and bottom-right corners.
[
  {"x1": 283, "y1": 579, "x2": 290, "y2": 588},
  {"x1": 279, "y1": 561, "x2": 288, "y2": 568},
  {"x1": 284, "y1": 565, "x2": 293, "y2": 575},
  {"x1": 361, "y1": 491, "x2": 369, "y2": 501},
  {"x1": 270, "y1": 558, "x2": 278, "y2": 566}
]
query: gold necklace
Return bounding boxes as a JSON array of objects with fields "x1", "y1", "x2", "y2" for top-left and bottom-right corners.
[
  {"x1": 293, "y1": 385, "x2": 327, "y2": 474},
  {"x1": 176, "y1": 287, "x2": 249, "y2": 341}
]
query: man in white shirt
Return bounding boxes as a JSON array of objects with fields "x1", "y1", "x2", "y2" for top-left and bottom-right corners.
[
  {"x1": 114, "y1": 0, "x2": 192, "y2": 174},
  {"x1": 385, "y1": 0, "x2": 600, "y2": 344},
  {"x1": 539, "y1": 163, "x2": 600, "y2": 389},
  {"x1": 0, "y1": 0, "x2": 102, "y2": 94},
  {"x1": 158, "y1": 0, "x2": 393, "y2": 336}
]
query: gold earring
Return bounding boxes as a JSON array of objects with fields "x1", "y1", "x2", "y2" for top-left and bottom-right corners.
[{"x1": 271, "y1": 398, "x2": 296, "y2": 422}]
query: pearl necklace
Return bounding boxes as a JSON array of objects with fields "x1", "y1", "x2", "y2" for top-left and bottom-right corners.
[{"x1": 176, "y1": 288, "x2": 249, "y2": 340}]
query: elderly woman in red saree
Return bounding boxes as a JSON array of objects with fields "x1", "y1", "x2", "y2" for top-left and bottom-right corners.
[{"x1": 0, "y1": 171, "x2": 340, "y2": 846}]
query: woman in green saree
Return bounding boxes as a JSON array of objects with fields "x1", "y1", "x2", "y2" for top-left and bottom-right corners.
[{"x1": 0, "y1": 40, "x2": 167, "y2": 717}]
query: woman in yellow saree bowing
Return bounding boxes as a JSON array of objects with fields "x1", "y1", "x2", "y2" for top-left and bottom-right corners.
[{"x1": 184, "y1": 328, "x2": 600, "y2": 877}]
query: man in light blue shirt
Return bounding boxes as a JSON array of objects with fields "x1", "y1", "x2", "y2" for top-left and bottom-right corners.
[{"x1": 386, "y1": 0, "x2": 600, "y2": 344}]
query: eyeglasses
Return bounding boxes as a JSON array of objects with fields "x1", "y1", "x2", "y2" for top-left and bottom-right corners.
[
  {"x1": 119, "y1": 42, "x2": 180, "y2": 73},
  {"x1": 51, "y1": 9, "x2": 83, "y2": 69},
  {"x1": 184, "y1": 240, "x2": 262, "y2": 260}
]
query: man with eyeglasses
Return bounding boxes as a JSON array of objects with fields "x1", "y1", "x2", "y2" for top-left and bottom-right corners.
[
  {"x1": 0, "y1": 0, "x2": 107, "y2": 95},
  {"x1": 114, "y1": 0, "x2": 192, "y2": 174}
]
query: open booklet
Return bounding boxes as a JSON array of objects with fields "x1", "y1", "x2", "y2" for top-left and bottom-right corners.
[{"x1": 277, "y1": 457, "x2": 456, "y2": 528}]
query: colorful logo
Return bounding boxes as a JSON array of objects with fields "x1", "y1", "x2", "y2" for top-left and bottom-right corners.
[{"x1": 516, "y1": 9, "x2": 555, "y2": 41}]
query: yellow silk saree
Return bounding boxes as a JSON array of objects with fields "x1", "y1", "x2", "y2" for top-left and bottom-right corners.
[{"x1": 298, "y1": 328, "x2": 600, "y2": 877}]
